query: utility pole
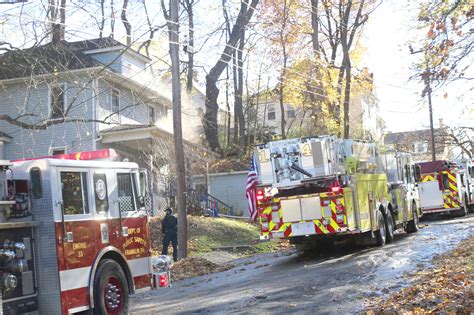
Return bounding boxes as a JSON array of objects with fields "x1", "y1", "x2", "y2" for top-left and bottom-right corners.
[
  {"x1": 167, "y1": 0, "x2": 187, "y2": 259},
  {"x1": 424, "y1": 69, "x2": 436, "y2": 161}
]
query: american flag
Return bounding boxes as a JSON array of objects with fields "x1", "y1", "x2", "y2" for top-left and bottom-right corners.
[{"x1": 245, "y1": 155, "x2": 259, "y2": 221}]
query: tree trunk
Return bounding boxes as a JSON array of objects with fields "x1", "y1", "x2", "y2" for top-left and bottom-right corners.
[
  {"x1": 110, "y1": 0, "x2": 115, "y2": 38},
  {"x1": 311, "y1": 0, "x2": 320, "y2": 56},
  {"x1": 343, "y1": 59, "x2": 351, "y2": 139},
  {"x1": 232, "y1": 51, "x2": 239, "y2": 144},
  {"x1": 279, "y1": 70, "x2": 286, "y2": 139},
  {"x1": 99, "y1": 0, "x2": 105, "y2": 38},
  {"x1": 204, "y1": 0, "x2": 259, "y2": 153},
  {"x1": 167, "y1": 0, "x2": 187, "y2": 260},
  {"x1": 236, "y1": 27, "x2": 246, "y2": 156},
  {"x1": 50, "y1": 0, "x2": 66, "y2": 44},
  {"x1": 121, "y1": 0, "x2": 132, "y2": 46},
  {"x1": 185, "y1": 0, "x2": 194, "y2": 92}
]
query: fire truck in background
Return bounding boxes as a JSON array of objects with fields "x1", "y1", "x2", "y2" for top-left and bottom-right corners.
[
  {"x1": 458, "y1": 158, "x2": 474, "y2": 212},
  {"x1": 416, "y1": 160, "x2": 473, "y2": 216},
  {"x1": 254, "y1": 136, "x2": 421, "y2": 251},
  {"x1": 0, "y1": 149, "x2": 170, "y2": 315}
]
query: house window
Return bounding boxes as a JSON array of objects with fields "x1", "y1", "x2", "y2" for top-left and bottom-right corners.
[
  {"x1": 157, "y1": 104, "x2": 168, "y2": 119},
  {"x1": 267, "y1": 105, "x2": 276, "y2": 120},
  {"x1": 51, "y1": 84, "x2": 65, "y2": 118},
  {"x1": 149, "y1": 106, "x2": 156, "y2": 125},
  {"x1": 111, "y1": 89, "x2": 120, "y2": 123},
  {"x1": 287, "y1": 108, "x2": 296, "y2": 119},
  {"x1": 413, "y1": 141, "x2": 428, "y2": 154}
]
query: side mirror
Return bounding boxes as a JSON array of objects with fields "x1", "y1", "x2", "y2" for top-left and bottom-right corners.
[{"x1": 138, "y1": 196, "x2": 146, "y2": 208}]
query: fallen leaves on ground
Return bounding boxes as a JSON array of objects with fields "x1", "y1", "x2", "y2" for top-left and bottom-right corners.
[
  {"x1": 366, "y1": 236, "x2": 474, "y2": 314},
  {"x1": 170, "y1": 257, "x2": 233, "y2": 282}
]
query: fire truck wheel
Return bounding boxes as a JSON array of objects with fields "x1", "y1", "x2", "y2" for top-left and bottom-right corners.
[
  {"x1": 93, "y1": 259, "x2": 129, "y2": 315},
  {"x1": 375, "y1": 210, "x2": 386, "y2": 246},
  {"x1": 405, "y1": 204, "x2": 419, "y2": 234},
  {"x1": 457, "y1": 194, "x2": 468, "y2": 217},
  {"x1": 385, "y1": 211, "x2": 395, "y2": 243}
]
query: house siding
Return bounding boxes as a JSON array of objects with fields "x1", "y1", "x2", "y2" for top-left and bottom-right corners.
[
  {"x1": 0, "y1": 78, "x2": 95, "y2": 160},
  {"x1": 193, "y1": 172, "x2": 249, "y2": 217},
  {"x1": 96, "y1": 79, "x2": 149, "y2": 129},
  {"x1": 88, "y1": 51, "x2": 122, "y2": 73}
]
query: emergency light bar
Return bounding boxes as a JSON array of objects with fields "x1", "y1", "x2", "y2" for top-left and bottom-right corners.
[{"x1": 12, "y1": 149, "x2": 119, "y2": 162}]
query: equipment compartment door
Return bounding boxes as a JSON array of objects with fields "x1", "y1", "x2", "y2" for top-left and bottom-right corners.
[{"x1": 419, "y1": 181, "x2": 443, "y2": 209}]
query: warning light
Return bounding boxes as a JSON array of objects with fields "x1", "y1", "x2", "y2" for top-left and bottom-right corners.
[
  {"x1": 12, "y1": 149, "x2": 119, "y2": 162},
  {"x1": 159, "y1": 274, "x2": 168, "y2": 287}
]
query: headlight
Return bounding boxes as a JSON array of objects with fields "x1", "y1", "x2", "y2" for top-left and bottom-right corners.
[{"x1": 151, "y1": 255, "x2": 171, "y2": 273}]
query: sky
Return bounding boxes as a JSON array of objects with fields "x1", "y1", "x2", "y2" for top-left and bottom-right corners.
[{"x1": 363, "y1": 0, "x2": 473, "y2": 133}]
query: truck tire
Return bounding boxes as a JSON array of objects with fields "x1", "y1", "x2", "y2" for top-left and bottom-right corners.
[
  {"x1": 459, "y1": 194, "x2": 468, "y2": 217},
  {"x1": 93, "y1": 259, "x2": 129, "y2": 315},
  {"x1": 405, "y1": 203, "x2": 419, "y2": 234},
  {"x1": 375, "y1": 210, "x2": 386, "y2": 246},
  {"x1": 385, "y1": 211, "x2": 395, "y2": 243}
]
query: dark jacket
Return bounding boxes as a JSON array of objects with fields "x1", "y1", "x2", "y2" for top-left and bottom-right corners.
[{"x1": 161, "y1": 214, "x2": 177, "y2": 235}]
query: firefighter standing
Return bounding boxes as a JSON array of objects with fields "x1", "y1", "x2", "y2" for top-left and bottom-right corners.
[{"x1": 161, "y1": 207, "x2": 178, "y2": 262}]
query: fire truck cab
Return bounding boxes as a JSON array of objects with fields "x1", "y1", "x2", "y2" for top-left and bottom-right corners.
[
  {"x1": 458, "y1": 158, "x2": 474, "y2": 213},
  {"x1": 416, "y1": 160, "x2": 470, "y2": 216},
  {"x1": 0, "y1": 150, "x2": 169, "y2": 315}
]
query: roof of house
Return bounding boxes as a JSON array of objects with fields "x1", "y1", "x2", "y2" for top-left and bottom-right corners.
[
  {"x1": 384, "y1": 128, "x2": 450, "y2": 154},
  {"x1": 0, "y1": 38, "x2": 149, "y2": 81},
  {"x1": 67, "y1": 38, "x2": 126, "y2": 51}
]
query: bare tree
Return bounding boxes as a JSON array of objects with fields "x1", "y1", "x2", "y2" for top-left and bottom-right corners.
[
  {"x1": 48, "y1": 0, "x2": 67, "y2": 43},
  {"x1": 203, "y1": 0, "x2": 259, "y2": 153},
  {"x1": 182, "y1": 0, "x2": 196, "y2": 92},
  {"x1": 121, "y1": 0, "x2": 132, "y2": 46}
]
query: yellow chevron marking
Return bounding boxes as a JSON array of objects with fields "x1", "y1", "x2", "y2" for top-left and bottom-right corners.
[
  {"x1": 445, "y1": 172, "x2": 456, "y2": 182},
  {"x1": 263, "y1": 206, "x2": 271, "y2": 215},
  {"x1": 320, "y1": 193, "x2": 328, "y2": 198},
  {"x1": 339, "y1": 198, "x2": 345, "y2": 207},
  {"x1": 443, "y1": 195, "x2": 452, "y2": 208},
  {"x1": 422, "y1": 175, "x2": 435, "y2": 182},
  {"x1": 268, "y1": 221, "x2": 276, "y2": 231},
  {"x1": 314, "y1": 220, "x2": 329, "y2": 234},
  {"x1": 278, "y1": 223, "x2": 291, "y2": 232},
  {"x1": 329, "y1": 219, "x2": 340, "y2": 232},
  {"x1": 329, "y1": 200, "x2": 337, "y2": 214},
  {"x1": 449, "y1": 183, "x2": 458, "y2": 192}
]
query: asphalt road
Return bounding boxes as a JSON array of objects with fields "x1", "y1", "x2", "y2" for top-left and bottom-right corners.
[{"x1": 130, "y1": 214, "x2": 474, "y2": 314}]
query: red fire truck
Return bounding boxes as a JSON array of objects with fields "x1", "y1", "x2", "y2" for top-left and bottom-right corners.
[
  {"x1": 0, "y1": 150, "x2": 170, "y2": 315},
  {"x1": 416, "y1": 160, "x2": 470, "y2": 216}
]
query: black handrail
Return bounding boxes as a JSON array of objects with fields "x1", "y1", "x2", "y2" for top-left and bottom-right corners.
[{"x1": 187, "y1": 187, "x2": 234, "y2": 217}]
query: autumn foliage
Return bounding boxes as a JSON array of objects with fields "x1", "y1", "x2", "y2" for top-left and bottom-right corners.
[{"x1": 366, "y1": 236, "x2": 474, "y2": 314}]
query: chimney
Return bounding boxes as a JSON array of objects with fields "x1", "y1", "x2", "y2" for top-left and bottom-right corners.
[{"x1": 439, "y1": 118, "x2": 444, "y2": 128}]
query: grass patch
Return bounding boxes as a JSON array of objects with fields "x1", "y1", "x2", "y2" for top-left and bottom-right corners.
[{"x1": 150, "y1": 216, "x2": 282, "y2": 257}]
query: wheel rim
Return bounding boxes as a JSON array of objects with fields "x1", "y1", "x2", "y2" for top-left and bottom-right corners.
[{"x1": 103, "y1": 276, "x2": 124, "y2": 314}]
